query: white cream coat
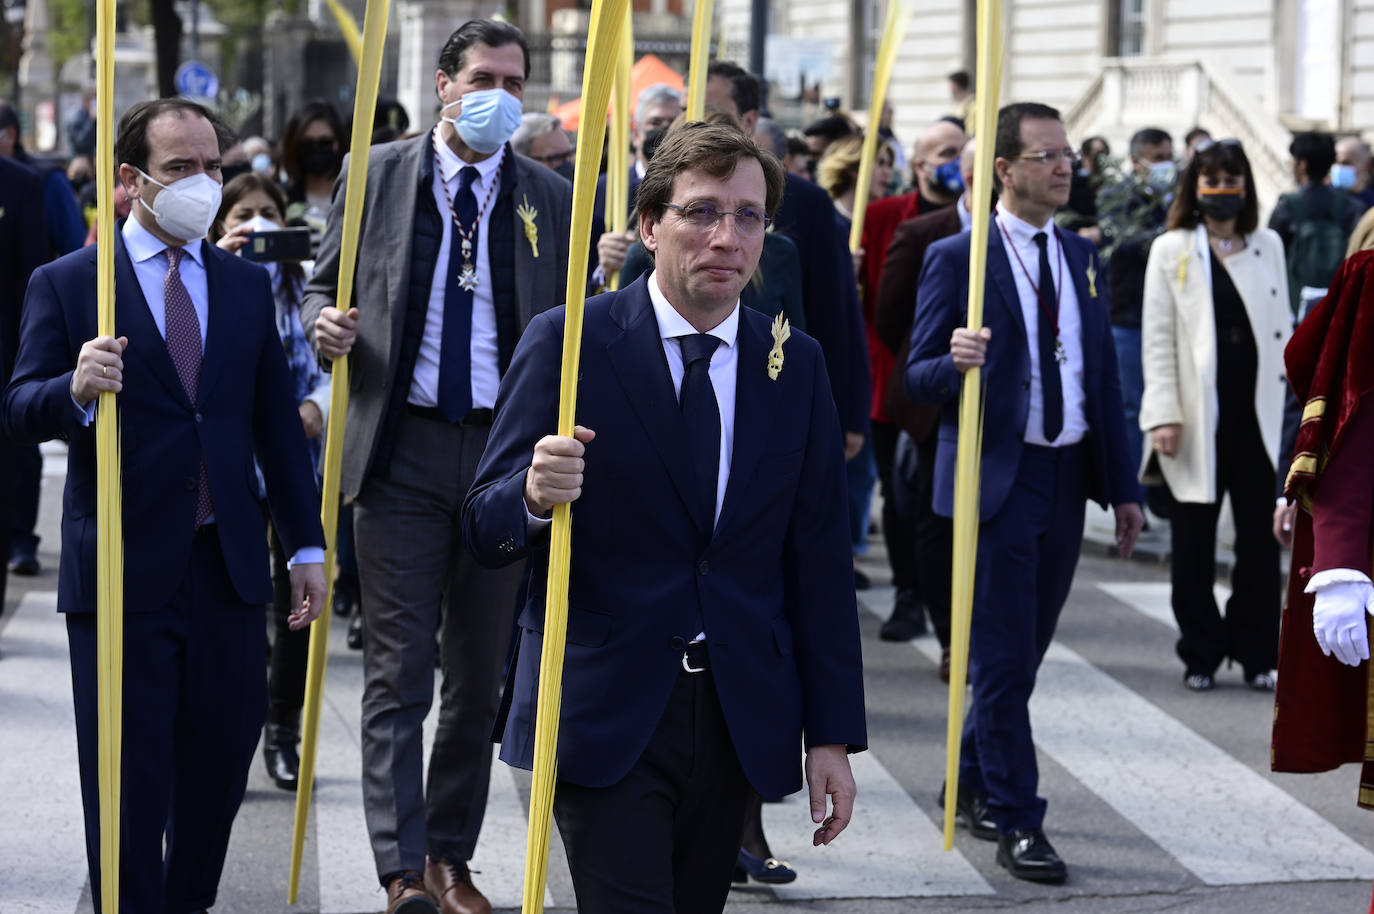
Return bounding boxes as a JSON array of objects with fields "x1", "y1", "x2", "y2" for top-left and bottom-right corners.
[{"x1": 1138, "y1": 226, "x2": 1292, "y2": 504}]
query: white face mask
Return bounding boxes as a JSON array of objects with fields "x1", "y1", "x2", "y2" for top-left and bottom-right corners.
[{"x1": 136, "y1": 169, "x2": 222, "y2": 243}]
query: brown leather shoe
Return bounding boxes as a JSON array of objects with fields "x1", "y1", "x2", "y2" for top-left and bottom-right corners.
[
  {"x1": 385, "y1": 871, "x2": 438, "y2": 914},
  {"x1": 424, "y1": 858, "x2": 492, "y2": 914}
]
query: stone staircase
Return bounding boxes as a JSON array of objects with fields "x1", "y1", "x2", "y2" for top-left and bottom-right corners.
[{"x1": 1064, "y1": 57, "x2": 1294, "y2": 215}]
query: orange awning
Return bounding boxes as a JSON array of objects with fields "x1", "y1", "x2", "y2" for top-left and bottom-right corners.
[{"x1": 554, "y1": 53, "x2": 685, "y2": 131}]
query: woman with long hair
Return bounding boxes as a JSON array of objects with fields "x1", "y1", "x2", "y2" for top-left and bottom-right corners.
[
  {"x1": 212, "y1": 173, "x2": 330, "y2": 788},
  {"x1": 1139, "y1": 139, "x2": 1291, "y2": 691}
]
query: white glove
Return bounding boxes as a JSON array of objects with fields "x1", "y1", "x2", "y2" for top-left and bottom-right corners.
[{"x1": 1311, "y1": 580, "x2": 1374, "y2": 666}]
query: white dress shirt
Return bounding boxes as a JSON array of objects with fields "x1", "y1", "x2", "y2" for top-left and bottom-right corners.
[
  {"x1": 410, "y1": 132, "x2": 504, "y2": 411},
  {"x1": 123, "y1": 215, "x2": 210, "y2": 346},
  {"x1": 527, "y1": 271, "x2": 740, "y2": 528},
  {"x1": 957, "y1": 193, "x2": 973, "y2": 232},
  {"x1": 995, "y1": 203, "x2": 1087, "y2": 447}
]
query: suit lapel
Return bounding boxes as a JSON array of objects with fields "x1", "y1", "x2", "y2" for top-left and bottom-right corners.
[
  {"x1": 508, "y1": 153, "x2": 535, "y2": 326},
  {"x1": 985, "y1": 232, "x2": 1026, "y2": 341},
  {"x1": 605, "y1": 284, "x2": 705, "y2": 533},
  {"x1": 1059, "y1": 234, "x2": 1101, "y2": 380},
  {"x1": 113, "y1": 234, "x2": 190, "y2": 407},
  {"x1": 196, "y1": 241, "x2": 230, "y2": 403},
  {"x1": 715, "y1": 311, "x2": 783, "y2": 537}
]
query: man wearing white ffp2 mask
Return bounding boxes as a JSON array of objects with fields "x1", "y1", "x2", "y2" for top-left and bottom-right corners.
[
  {"x1": 5, "y1": 96, "x2": 328, "y2": 914},
  {"x1": 300, "y1": 18, "x2": 574, "y2": 914}
]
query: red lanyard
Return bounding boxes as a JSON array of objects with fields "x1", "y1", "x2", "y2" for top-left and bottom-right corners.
[{"x1": 997, "y1": 218, "x2": 1065, "y2": 340}]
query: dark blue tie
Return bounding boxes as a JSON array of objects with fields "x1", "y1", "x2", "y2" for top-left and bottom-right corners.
[
  {"x1": 679, "y1": 333, "x2": 722, "y2": 532},
  {"x1": 1034, "y1": 231, "x2": 1064, "y2": 442},
  {"x1": 439, "y1": 166, "x2": 479, "y2": 422}
]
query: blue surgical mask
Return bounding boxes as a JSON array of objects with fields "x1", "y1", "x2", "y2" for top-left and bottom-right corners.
[
  {"x1": 1331, "y1": 163, "x2": 1358, "y2": 190},
  {"x1": 441, "y1": 88, "x2": 523, "y2": 155},
  {"x1": 1148, "y1": 160, "x2": 1177, "y2": 190},
  {"x1": 933, "y1": 159, "x2": 964, "y2": 193},
  {"x1": 251, "y1": 152, "x2": 273, "y2": 175}
]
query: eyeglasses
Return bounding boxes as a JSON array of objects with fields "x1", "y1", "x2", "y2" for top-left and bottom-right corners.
[
  {"x1": 1008, "y1": 147, "x2": 1080, "y2": 167},
  {"x1": 663, "y1": 201, "x2": 771, "y2": 236},
  {"x1": 1193, "y1": 138, "x2": 1243, "y2": 153},
  {"x1": 529, "y1": 149, "x2": 573, "y2": 166}
]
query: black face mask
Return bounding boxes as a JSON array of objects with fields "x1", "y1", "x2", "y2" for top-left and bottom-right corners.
[
  {"x1": 555, "y1": 161, "x2": 575, "y2": 182},
  {"x1": 1197, "y1": 190, "x2": 1244, "y2": 223},
  {"x1": 642, "y1": 127, "x2": 668, "y2": 163},
  {"x1": 299, "y1": 141, "x2": 340, "y2": 178}
]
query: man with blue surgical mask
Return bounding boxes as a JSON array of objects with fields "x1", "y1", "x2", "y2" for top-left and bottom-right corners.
[
  {"x1": 301, "y1": 18, "x2": 573, "y2": 914},
  {"x1": 1334, "y1": 136, "x2": 1374, "y2": 209}
]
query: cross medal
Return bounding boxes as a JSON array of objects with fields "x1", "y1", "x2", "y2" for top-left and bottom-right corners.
[
  {"x1": 1053, "y1": 338, "x2": 1067, "y2": 364},
  {"x1": 457, "y1": 239, "x2": 479, "y2": 292}
]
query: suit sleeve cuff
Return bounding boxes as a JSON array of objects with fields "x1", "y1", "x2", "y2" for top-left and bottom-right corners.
[
  {"x1": 287, "y1": 547, "x2": 326, "y2": 568},
  {"x1": 1306, "y1": 568, "x2": 1373, "y2": 593},
  {"x1": 72, "y1": 392, "x2": 96, "y2": 426}
]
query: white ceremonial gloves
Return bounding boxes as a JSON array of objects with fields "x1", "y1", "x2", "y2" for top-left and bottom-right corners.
[{"x1": 1310, "y1": 579, "x2": 1374, "y2": 666}]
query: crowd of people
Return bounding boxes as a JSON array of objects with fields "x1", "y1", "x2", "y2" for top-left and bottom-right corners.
[{"x1": 1, "y1": 15, "x2": 1372, "y2": 914}]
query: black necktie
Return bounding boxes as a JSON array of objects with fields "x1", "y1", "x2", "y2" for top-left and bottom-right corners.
[
  {"x1": 1033, "y1": 231, "x2": 1064, "y2": 442},
  {"x1": 679, "y1": 333, "x2": 722, "y2": 532},
  {"x1": 438, "y1": 165, "x2": 479, "y2": 422}
]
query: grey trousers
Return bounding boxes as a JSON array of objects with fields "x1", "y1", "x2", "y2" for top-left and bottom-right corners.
[{"x1": 355, "y1": 412, "x2": 525, "y2": 879}]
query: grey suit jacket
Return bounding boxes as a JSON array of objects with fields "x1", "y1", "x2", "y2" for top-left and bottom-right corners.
[{"x1": 301, "y1": 132, "x2": 573, "y2": 495}]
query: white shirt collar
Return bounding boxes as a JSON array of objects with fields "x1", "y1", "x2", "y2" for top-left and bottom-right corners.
[
  {"x1": 634, "y1": 159, "x2": 647, "y2": 180},
  {"x1": 957, "y1": 194, "x2": 973, "y2": 231},
  {"x1": 433, "y1": 127, "x2": 506, "y2": 187},
  {"x1": 996, "y1": 201, "x2": 1055, "y2": 245},
  {"x1": 647, "y1": 271, "x2": 740, "y2": 349},
  {"x1": 122, "y1": 213, "x2": 205, "y2": 267}
]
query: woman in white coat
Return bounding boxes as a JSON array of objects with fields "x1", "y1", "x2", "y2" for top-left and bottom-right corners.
[{"x1": 1139, "y1": 139, "x2": 1292, "y2": 692}]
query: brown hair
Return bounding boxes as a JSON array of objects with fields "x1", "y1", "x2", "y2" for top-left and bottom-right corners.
[
  {"x1": 635, "y1": 120, "x2": 786, "y2": 226},
  {"x1": 1166, "y1": 139, "x2": 1259, "y2": 234},
  {"x1": 115, "y1": 98, "x2": 233, "y2": 175},
  {"x1": 210, "y1": 172, "x2": 305, "y2": 295}
]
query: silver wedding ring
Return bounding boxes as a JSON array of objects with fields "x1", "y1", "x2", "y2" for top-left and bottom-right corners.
[{"x1": 102, "y1": 365, "x2": 109, "y2": 377}]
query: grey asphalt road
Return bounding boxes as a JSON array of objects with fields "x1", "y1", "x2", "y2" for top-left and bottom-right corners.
[{"x1": 5, "y1": 442, "x2": 1371, "y2": 914}]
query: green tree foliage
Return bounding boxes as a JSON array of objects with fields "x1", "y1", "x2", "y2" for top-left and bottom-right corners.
[{"x1": 49, "y1": 0, "x2": 91, "y2": 69}]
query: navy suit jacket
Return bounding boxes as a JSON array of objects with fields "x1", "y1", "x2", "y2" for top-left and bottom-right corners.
[
  {"x1": 905, "y1": 227, "x2": 1140, "y2": 521},
  {"x1": 0, "y1": 156, "x2": 48, "y2": 381},
  {"x1": 773, "y1": 173, "x2": 871, "y2": 436},
  {"x1": 4, "y1": 232, "x2": 325, "y2": 614},
  {"x1": 463, "y1": 276, "x2": 867, "y2": 799}
]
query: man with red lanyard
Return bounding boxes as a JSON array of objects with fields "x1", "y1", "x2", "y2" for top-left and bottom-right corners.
[{"x1": 906, "y1": 102, "x2": 1143, "y2": 884}]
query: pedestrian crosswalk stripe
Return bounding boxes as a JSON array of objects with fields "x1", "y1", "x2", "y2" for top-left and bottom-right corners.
[
  {"x1": 863, "y1": 588, "x2": 1374, "y2": 885},
  {"x1": 0, "y1": 591, "x2": 87, "y2": 914},
  {"x1": 312, "y1": 614, "x2": 557, "y2": 913},
  {"x1": 1097, "y1": 581, "x2": 1232, "y2": 632},
  {"x1": 762, "y1": 752, "x2": 993, "y2": 899}
]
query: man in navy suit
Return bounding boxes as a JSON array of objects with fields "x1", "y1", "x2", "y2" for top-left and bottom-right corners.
[
  {"x1": 706, "y1": 61, "x2": 871, "y2": 459},
  {"x1": 4, "y1": 98, "x2": 327, "y2": 913},
  {"x1": 906, "y1": 103, "x2": 1143, "y2": 884},
  {"x1": 464, "y1": 122, "x2": 866, "y2": 913}
]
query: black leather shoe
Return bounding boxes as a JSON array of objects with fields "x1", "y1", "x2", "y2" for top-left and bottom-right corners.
[
  {"x1": 996, "y1": 829, "x2": 1067, "y2": 883},
  {"x1": 937, "y1": 781, "x2": 998, "y2": 841},
  {"x1": 262, "y1": 714, "x2": 300, "y2": 791},
  {"x1": 880, "y1": 589, "x2": 927, "y2": 641},
  {"x1": 9, "y1": 554, "x2": 39, "y2": 576}
]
